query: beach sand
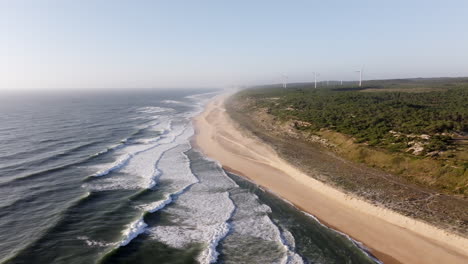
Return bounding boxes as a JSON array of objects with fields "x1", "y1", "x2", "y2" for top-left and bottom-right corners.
[{"x1": 193, "y1": 94, "x2": 468, "y2": 264}]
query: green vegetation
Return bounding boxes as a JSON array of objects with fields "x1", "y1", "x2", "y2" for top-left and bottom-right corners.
[
  {"x1": 238, "y1": 78, "x2": 468, "y2": 155},
  {"x1": 231, "y1": 78, "x2": 468, "y2": 195},
  {"x1": 228, "y1": 78, "x2": 468, "y2": 231}
]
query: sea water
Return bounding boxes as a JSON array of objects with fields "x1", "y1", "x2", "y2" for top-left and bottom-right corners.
[{"x1": 0, "y1": 89, "x2": 379, "y2": 264}]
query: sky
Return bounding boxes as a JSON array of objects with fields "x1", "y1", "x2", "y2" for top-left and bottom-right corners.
[{"x1": 1, "y1": 0, "x2": 468, "y2": 91}]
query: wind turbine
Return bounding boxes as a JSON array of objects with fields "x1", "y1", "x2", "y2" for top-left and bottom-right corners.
[
  {"x1": 355, "y1": 66, "x2": 364, "y2": 87},
  {"x1": 282, "y1": 74, "x2": 288, "y2": 88},
  {"x1": 313, "y1": 72, "x2": 319, "y2": 88}
]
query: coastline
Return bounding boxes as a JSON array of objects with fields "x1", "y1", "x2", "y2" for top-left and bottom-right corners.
[{"x1": 192, "y1": 94, "x2": 468, "y2": 264}]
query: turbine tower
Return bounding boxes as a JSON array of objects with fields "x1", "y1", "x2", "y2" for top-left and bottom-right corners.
[
  {"x1": 282, "y1": 74, "x2": 288, "y2": 88},
  {"x1": 313, "y1": 72, "x2": 319, "y2": 88},
  {"x1": 355, "y1": 66, "x2": 363, "y2": 87}
]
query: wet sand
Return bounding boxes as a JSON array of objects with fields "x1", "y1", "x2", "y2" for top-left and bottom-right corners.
[{"x1": 193, "y1": 94, "x2": 468, "y2": 264}]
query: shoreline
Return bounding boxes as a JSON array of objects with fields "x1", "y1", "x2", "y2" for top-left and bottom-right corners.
[
  {"x1": 192, "y1": 94, "x2": 468, "y2": 264},
  {"x1": 222, "y1": 165, "x2": 391, "y2": 264}
]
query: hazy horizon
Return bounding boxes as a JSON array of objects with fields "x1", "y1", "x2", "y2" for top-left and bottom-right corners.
[{"x1": 2, "y1": 0, "x2": 468, "y2": 91}]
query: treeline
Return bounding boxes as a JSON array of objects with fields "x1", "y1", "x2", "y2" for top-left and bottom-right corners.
[{"x1": 237, "y1": 83, "x2": 468, "y2": 153}]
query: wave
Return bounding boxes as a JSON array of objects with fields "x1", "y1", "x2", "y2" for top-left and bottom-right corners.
[
  {"x1": 98, "y1": 146, "x2": 201, "y2": 259},
  {"x1": 48, "y1": 142, "x2": 98, "y2": 158},
  {"x1": 123, "y1": 120, "x2": 163, "y2": 142},
  {"x1": 119, "y1": 217, "x2": 148, "y2": 247},
  {"x1": 0, "y1": 185, "x2": 79, "y2": 218},
  {"x1": 236, "y1": 192, "x2": 304, "y2": 263},
  {"x1": 161, "y1": 100, "x2": 185, "y2": 105},
  {"x1": 87, "y1": 121, "x2": 174, "y2": 181},
  {"x1": 77, "y1": 236, "x2": 116, "y2": 248},
  {"x1": 4, "y1": 187, "x2": 152, "y2": 264},
  {"x1": 200, "y1": 222, "x2": 233, "y2": 264},
  {"x1": 228, "y1": 170, "x2": 382, "y2": 263},
  {"x1": 0, "y1": 141, "x2": 98, "y2": 173},
  {"x1": 184, "y1": 91, "x2": 221, "y2": 101},
  {"x1": 276, "y1": 226, "x2": 304, "y2": 264},
  {"x1": 92, "y1": 153, "x2": 133, "y2": 177},
  {"x1": 101, "y1": 148, "x2": 200, "y2": 256},
  {"x1": 147, "y1": 191, "x2": 236, "y2": 264},
  {"x1": 94, "y1": 124, "x2": 193, "y2": 190},
  {"x1": 198, "y1": 194, "x2": 235, "y2": 264},
  {"x1": 226, "y1": 171, "x2": 384, "y2": 263},
  {"x1": 134, "y1": 136, "x2": 162, "y2": 145},
  {"x1": 145, "y1": 136, "x2": 186, "y2": 189},
  {"x1": 195, "y1": 158, "x2": 305, "y2": 263},
  {"x1": 0, "y1": 122, "x2": 171, "y2": 186},
  {"x1": 89, "y1": 130, "x2": 146, "y2": 158},
  {"x1": 137, "y1": 106, "x2": 174, "y2": 114},
  {"x1": 193, "y1": 148, "x2": 239, "y2": 187},
  {"x1": 224, "y1": 187, "x2": 304, "y2": 264},
  {"x1": 147, "y1": 167, "x2": 161, "y2": 189},
  {"x1": 1, "y1": 190, "x2": 94, "y2": 263},
  {"x1": 90, "y1": 116, "x2": 229, "y2": 259},
  {"x1": 89, "y1": 141, "x2": 126, "y2": 158},
  {"x1": 102, "y1": 191, "x2": 179, "y2": 253},
  {"x1": 0, "y1": 157, "x2": 92, "y2": 187},
  {"x1": 141, "y1": 182, "x2": 198, "y2": 214},
  {"x1": 0, "y1": 140, "x2": 66, "y2": 162},
  {"x1": 145, "y1": 148, "x2": 239, "y2": 264},
  {"x1": 85, "y1": 121, "x2": 190, "y2": 188}
]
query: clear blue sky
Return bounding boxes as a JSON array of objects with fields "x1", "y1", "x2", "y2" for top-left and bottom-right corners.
[{"x1": 1, "y1": 0, "x2": 468, "y2": 90}]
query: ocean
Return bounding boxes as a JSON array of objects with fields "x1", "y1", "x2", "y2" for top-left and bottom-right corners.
[{"x1": 0, "y1": 89, "x2": 380, "y2": 264}]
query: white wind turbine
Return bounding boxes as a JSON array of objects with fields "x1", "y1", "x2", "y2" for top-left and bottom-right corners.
[
  {"x1": 313, "y1": 72, "x2": 320, "y2": 88},
  {"x1": 355, "y1": 66, "x2": 364, "y2": 87},
  {"x1": 282, "y1": 74, "x2": 288, "y2": 88}
]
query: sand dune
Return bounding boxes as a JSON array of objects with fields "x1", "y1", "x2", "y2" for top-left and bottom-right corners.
[{"x1": 193, "y1": 94, "x2": 468, "y2": 264}]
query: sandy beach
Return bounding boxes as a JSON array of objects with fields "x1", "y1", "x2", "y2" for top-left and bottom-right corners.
[{"x1": 193, "y1": 94, "x2": 468, "y2": 264}]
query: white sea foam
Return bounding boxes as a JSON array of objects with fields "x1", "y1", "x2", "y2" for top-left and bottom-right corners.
[
  {"x1": 161, "y1": 100, "x2": 185, "y2": 105},
  {"x1": 141, "y1": 180, "x2": 197, "y2": 214},
  {"x1": 107, "y1": 146, "x2": 200, "y2": 251},
  {"x1": 218, "y1": 184, "x2": 304, "y2": 264},
  {"x1": 281, "y1": 230, "x2": 296, "y2": 251},
  {"x1": 87, "y1": 121, "x2": 194, "y2": 191},
  {"x1": 96, "y1": 92, "x2": 302, "y2": 263},
  {"x1": 91, "y1": 94, "x2": 236, "y2": 258},
  {"x1": 184, "y1": 91, "x2": 221, "y2": 101},
  {"x1": 121, "y1": 124, "x2": 194, "y2": 189},
  {"x1": 142, "y1": 196, "x2": 173, "y2": 213},
  {"x1": 146, "y1": 150, "x2": 238, "y2": 263},
  {"x1": 137, "y1": 106, "x2": 174, "y2": 114},
  {"x1": 129, "y1": 116, "x2": 153, "y2": 120},
  {"x1": 179, "y1": 91, "x2": 220, "y2": 118},
  {"x1": 90, "y1": 141, "x2": 126, "y2": 158},
  {"x1": 120, "y1": 217, "x2": 148, "y2": 247},
  {"x1": 77, "y1": 236, "x2": 116, "y2": 247},
  {"x1": 92, "y1": 153, "x2": 133, "y2": 177},
  {"x1": 79, "y1": 217, "x2": 147, "y2": 252},
  {"x1": 194, "y1": 149, "x2": 239, "y2": 187},
  {"x1": 157, "y1": 143, "x2": 199, "y2": 185},
  {"x1": 199, "y1": 222, "x2": 232, "y2": 263},
  {"x1": 147, "y1": 191, "x2": 235, "y2": 264},
  {"x1": 89, "y1": 118, "x2": 167, "y2": 163},
  {"x1": 148, "y1": 118, "x2": 172, "y2": 133},
  {"x1": 133, "y1": 136, "x2": 162, "y2": 145}
]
